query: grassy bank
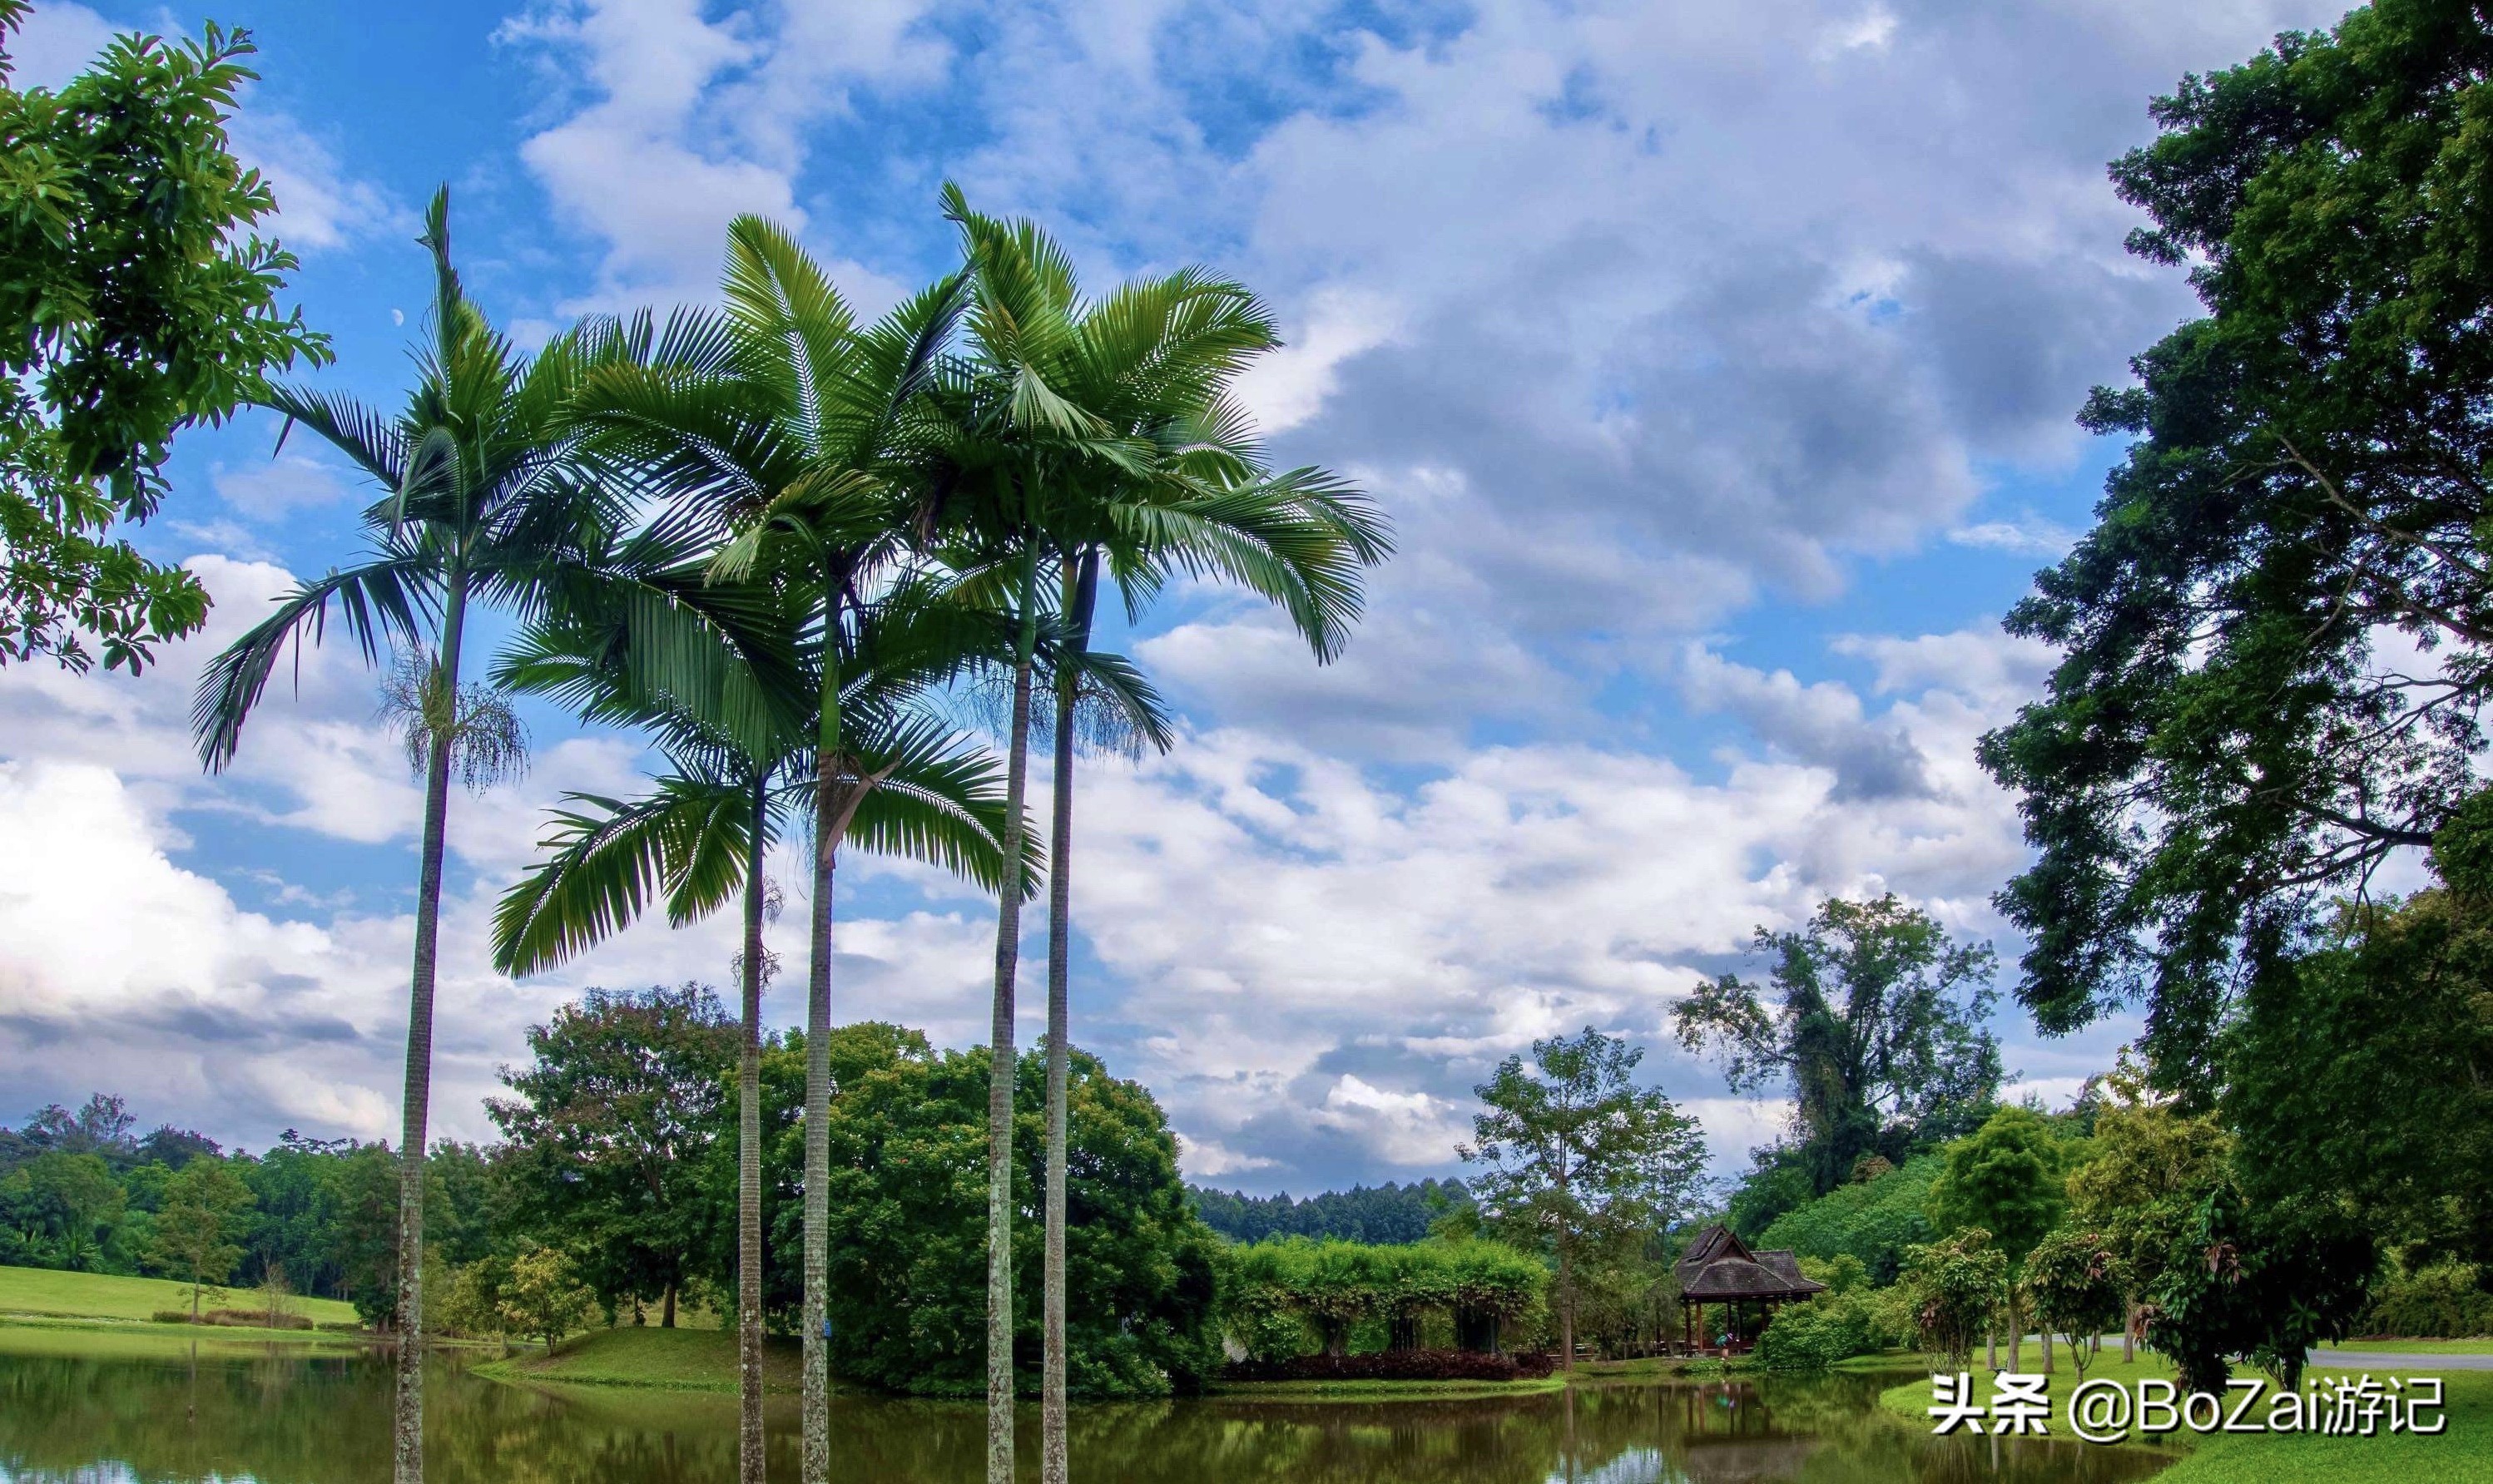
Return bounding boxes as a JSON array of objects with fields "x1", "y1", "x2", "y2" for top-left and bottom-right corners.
[
  {"x1": 0, "y1": 1264, "x2": 361, "y2": 1338},
  {"x1": 472, "y1": 1325, "x2": 805, "y2": 1392},
  {"x1": 1877, "y1": 1352, "x2": 2493, "y2": 1483},
  {"x1": 2327, "y1": 1338, "x2": 2493, "y2": 1355},
  {"x1": 1208, "y1": 1373, "x2": 1569, "y2": 1400}
]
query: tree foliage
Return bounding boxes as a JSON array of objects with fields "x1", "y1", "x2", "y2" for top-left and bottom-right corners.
[
  {"x1": 2225, "y1": 884, "x2": 2493, "y2": 1269},
  {"x1": 1753, "y1": 1152, "x2": 1940, "y2": 1284},
  {"x1": 1978, "y1": 0, "x2": 2493, "y2": 1084},
  {"x1": 0, "y1": 1, "x2": 327, "y2": 671},
  {"x1": 486, "y1": 985, "x2": 736, "y2": 1324},
  {"x1": 1188, "y1": 1180, "x2": 1469, "y2": 1244},
  {"x1": 1678, "y1": 896, "x2": 2000, "y2": 1197},
  {"x1": 2025, "y1": 1228, "x2": 2125, "y2": 1378},
  {"x1": 1902, "y1": 1227, "x2": 2008, "y2": 1372},
  {"x1": 760, "y1": 1023, "x2": 1223, "y2": 1397},
  {"x1": 146, "y1": 1155, "x2": 255, "y2": 1317},
  {"x1": 1461, "y1": 1026, "x2": 1707, "y2": 1364}
]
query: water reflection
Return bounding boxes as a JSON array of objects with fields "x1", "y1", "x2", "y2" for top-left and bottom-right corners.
[{"x1": 0, "y1": 1346, "x2": 2168, "y2": 1483}]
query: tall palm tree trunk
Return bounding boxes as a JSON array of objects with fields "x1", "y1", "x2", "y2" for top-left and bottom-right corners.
[
  {"x1": 739, "y1": 774, "x2": 769, "y2": 1484},
  {"x1": 1040, "y1": 657, "x2": 1076, "y2": 1484},
  {"x1": 394, "y1": 576, "x2": 468, "y2": 1484},
  {"x1": 987, "y1": 545, "x2": 1042, "y2": 1484},
  {"x1": 1042, "y1": 551, "x2": 1093, "y2": 1484},
  {"x1": 803, "y1": 649, "x2": 843, "y2": 1484}
]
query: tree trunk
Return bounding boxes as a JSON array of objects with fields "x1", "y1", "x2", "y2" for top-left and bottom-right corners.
[
  {"x1": 1041, "y1": 550, "x2": 1091, "y2": 1484},
  {"x1": 1557, "y1": 1235, "x2": 1574, "y2": 1373},
  {"x1": 802, "y1": 642, "x2": 844, "y2": 1484},
  {"x1": 987, "y1": 545, "x2": 1042, "y2": 1484},
  {"x1": 739, "y1": 778, "x2": 768, "y2": 1484},
  {"x1": 394, "y1": 575, "x2": 465, "y2": 1484},
  {"x1": 2124, "y1": 1298, "x2": 2136, "y2": 1363},
  {"x1": 662, "y1": 1283, "x2": 677, "y2": 1328},
  {"x1": 2007, "y1": 1290, "x2": 2021, "y2": 1370},
  {"x1": 2041, "y1": 1320, "x2": 2053, "y2": 1373}
]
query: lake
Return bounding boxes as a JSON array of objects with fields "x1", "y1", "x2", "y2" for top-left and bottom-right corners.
[{"x1": 0, "y1": 1343, "x2": 2174, "y2": 1482}]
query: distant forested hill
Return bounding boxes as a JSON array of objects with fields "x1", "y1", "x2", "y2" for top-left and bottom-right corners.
[{"x1": 1188, "y1": 1178, "x2": 1470, "y2": 1244}]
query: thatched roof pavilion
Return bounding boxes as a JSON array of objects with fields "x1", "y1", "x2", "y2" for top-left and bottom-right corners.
[{"x1": 1673, "y1": 1224, "x2": 1824, "y2": 1352}]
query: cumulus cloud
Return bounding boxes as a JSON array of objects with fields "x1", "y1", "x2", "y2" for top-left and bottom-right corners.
[{"x1": 1063, "y1": 623, "x2": 2052, "y2": 1182}]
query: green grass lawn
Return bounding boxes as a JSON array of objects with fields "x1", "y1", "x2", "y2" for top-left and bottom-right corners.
[
  {"x1": 2326, "y1": 1338, "x2": 2493, "y2": 1354},
  {"x1": 1878, "y1": 1351, "x2": 2493, "y2": 1483},
  {"x1": 0, "y1": 1264, "x2": 360, "y2": 1330},
  {"x1": 471, "y1": 1324, "x2": 805, "y2": 1392}
]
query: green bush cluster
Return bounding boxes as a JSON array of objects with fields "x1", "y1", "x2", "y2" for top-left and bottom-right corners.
[
  {"x1": 1751, "y1": 1265, "x2": 1916, "y2": 1372},
  {"x1": 1753, "y1": 1155, "x2": 1941, "y2": 1284},
  {"x1": 1217, "y1": 1237, "x2": 1546, "y2": 1360},
  {"x1": 2363, "y1": 1260, "x2": 2493, "y2": 1339}
]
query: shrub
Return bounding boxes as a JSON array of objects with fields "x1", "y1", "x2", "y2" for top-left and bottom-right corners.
[
  {"x1": 1752, "y1": 1294, "x2": 1879, "y2": 1371},
  {"x1": 1222, "y1": 1348, "x2": 1554, "y2": 1383},
  {"x1": 2362, "y1": 1259, "x2": 2493, "y2": 1339}
]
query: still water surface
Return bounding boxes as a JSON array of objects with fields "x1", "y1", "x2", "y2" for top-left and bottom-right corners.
[{"x1": 0, "y1": 1344, "x2": 2173, "y2": 1483}]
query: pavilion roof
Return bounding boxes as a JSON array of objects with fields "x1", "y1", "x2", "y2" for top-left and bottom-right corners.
[{"x1": 1673, "y1": 1223, "x2": 1826, "y2": 1302}]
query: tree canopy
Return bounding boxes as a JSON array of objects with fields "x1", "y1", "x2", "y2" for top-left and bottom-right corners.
[
  {"x1": 0, "y1": 2, "x2": 326, "y2": 671},
  {"x1": 1677, "y1": 895, "x2": 2000, "y2": 1198},
  {"x1": 1979, "y1": 0, "x2": 2493, "y2": 1085},
  {"x1": 1461, "y1": 1026, "x2": 1706, "y2": 1368}
]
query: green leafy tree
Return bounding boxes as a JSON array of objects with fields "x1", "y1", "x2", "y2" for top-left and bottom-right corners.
[
  {"x1": 2139, "y1": 1184, "x2": 2373, "y2": 1394},
  {"x1": 147, "y1": 1157, "x2": 255, "y2": 1319},
  {"x1": 771, "y1": 1024, "x2": 1222, "y2": 1399},
  {"x1": 2025, "y1": 1228, "x2": 2124, "y2": 1378},
  {"x1": 1926, "y1": 1106, "x2": 2068, "y2": 1368},
  {"x1": 497, "y1": 1243, "x2": 593, "y2": 1349},
  {"x1": 487, "y1": 986, "x2": 737, "y2": 1328},
  {"x1": 2224, "y1": 880, "x2": 2493, "y2": 1270},
  {"x1": 1460, "y1": 1026, "x2": 1707, "y2": 1372},
  {"x1": 0, "y1": 2, "x2": 327, "y2": 672},
  {"x1": 1754, "y1": 1153, "x2": 1940, "y2": 1284},
  {"x1": 1677, "y1": 896, "x2": 2000, "y2": 1200},
  {"x1": 7, "y1": 1151, "x2": 124, "y2": 1271},
  {"x1": 1902, "y1": 1227, "x2": 2007, "y2": 1371},
  {"x1": 1977, "y1": 0, "x2": 2493, "y2": 1086},
  {"x1": 2065, "y1": 1061, "x2": 2231, "y2": 1362}
]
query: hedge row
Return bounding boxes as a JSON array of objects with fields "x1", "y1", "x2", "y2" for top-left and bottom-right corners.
[{"x1": 1222, "y1": 1348, "x2": 1557, "y2": 1383}]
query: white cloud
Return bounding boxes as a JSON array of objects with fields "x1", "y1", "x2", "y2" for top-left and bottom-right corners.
[
  {"x1": 1177, "y1": 1133, "x2": 1276, "y2": 1180},
  {"x1": 229, "y1": 109, "x2": 407, "y2": 254},
  {"x1": 214, "y1": 453, "x2": 356, "y2": 521},
  {"x1": 497, "y1": 0, "x2": 931, "y2": 313},
  {"x1": 1948, "y1": 517, "x2": 2079, "y2": 557},
  {"x1": 9, "y1": 2, "x2": 116, "y2": 92}
]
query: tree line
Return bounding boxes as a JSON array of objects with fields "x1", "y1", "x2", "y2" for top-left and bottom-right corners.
[{"x1": 1188, "y1": 1180, "x2": 1471, "y2": 1245}]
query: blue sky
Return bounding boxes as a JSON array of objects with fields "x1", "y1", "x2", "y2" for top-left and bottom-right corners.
[{"x1": 0, "y1": 0, "x2": 2351, "y2": 1194}]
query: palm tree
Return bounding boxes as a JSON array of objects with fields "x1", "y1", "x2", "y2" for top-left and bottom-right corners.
[
  {"x1": 1020, "y1": 280, "x2": 1394, "y2": 1484},
  {"x1": 561, "y1": 218, "x2": 997, "y2": 1484},
  {"x1": 490, "y1": 543, "x2": 1023, "y2": 1484},
  {"x1": 928, "y1": 187, "x2": 1394, "y2": 1483},
  {"x1": 932, "y1": 189, "x2": 1113, "y2": 1484},
  {"x1": 190, "y1": 190, "x2": 628, "y2": 1484}
]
